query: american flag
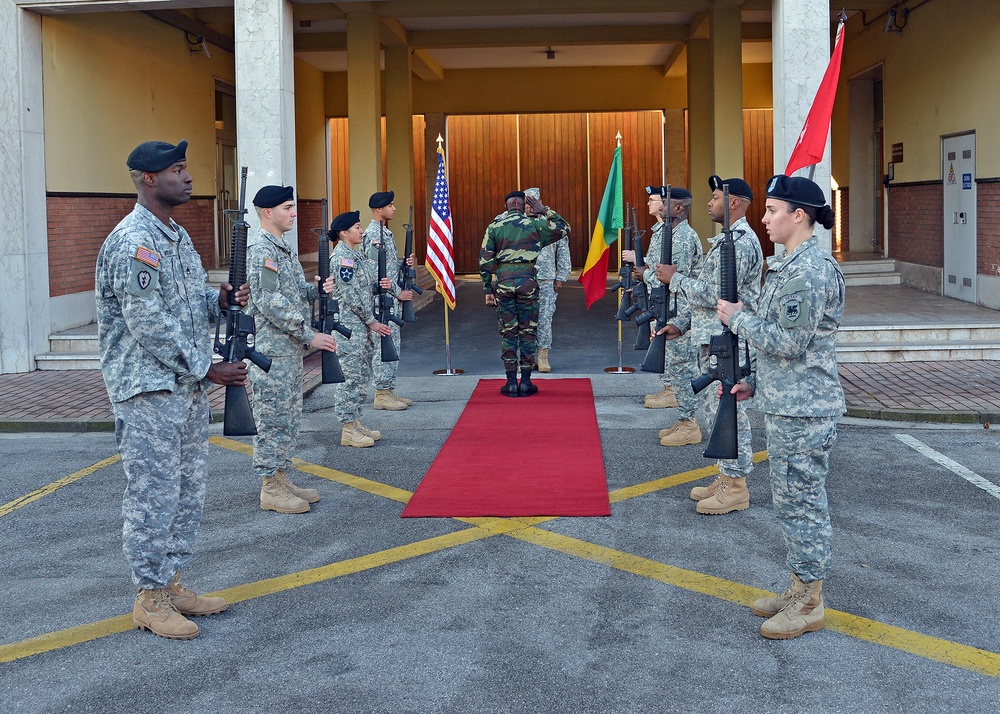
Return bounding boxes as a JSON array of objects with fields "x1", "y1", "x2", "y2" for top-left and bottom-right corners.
[{"x1": 426, "y1": 145, "x2": 456, "y2": 309}]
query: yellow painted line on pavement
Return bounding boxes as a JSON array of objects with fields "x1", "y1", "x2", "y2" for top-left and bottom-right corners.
[
  {"x1": 0, "y1": 454, "x2": 121, "y2": 519},
  {"x1": 608, "y1": 451, "x2": 769, "y2": 503},
  {"x1": 506, "y1": 525, "x2": 1000, "y2": 679}
]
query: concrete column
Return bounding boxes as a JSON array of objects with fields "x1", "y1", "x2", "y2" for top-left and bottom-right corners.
[
  {"x1": 772, "y1": 0, "x2": 832, "y2": 250},
  {"x1": 687, "y1": 38, "x2": 714, "y2": 240},
  {"x1": 234, "y1": 0, "x2": 298, "y2": 247},
  {"x1": 346, "y1": 11, "x2": 383, "y2": 213},
  {"x1": 0, "y1": 7, "x2": 49, "y2": 373},
  {"x1": 384, "y1": 44, "x2": 414, "y2": 251},
  {"x1": 711, "y1": 3, "x2": 744, "y2": 179}
]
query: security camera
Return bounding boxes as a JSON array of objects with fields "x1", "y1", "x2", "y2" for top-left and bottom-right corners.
[{"x1": 199, "y1": 39, "x2": 211, "y2": 59}]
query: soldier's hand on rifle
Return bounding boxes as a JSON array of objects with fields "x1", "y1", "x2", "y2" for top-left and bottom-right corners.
[
  {"x1": 718, "y1": 381, "x2": 754, "y2": 402},
  {"x1": 398, "y1": 290, "x2": 414, "y2": 301},
  {"x1": 485, "y1": 294, "x2": 497, "y2": 307},
  {"x1": 310, "y1": 332, "x2": 338, "y2": 352},
  {"x1": 716, "y1": 298, "x2": 744, "y2": 326},
  {"x1": 406, "y1": 254, "x2": 416, "y2": 267},
  {"x1": 655, "y1": 263, "x2": 677, "y2": 285},
  {"x1": 369, "y1": 320, "x2": 391, "y2": 337},
  {"x1": 207, "y1": 361, "x2": 248, "y2": 386},
  {"x1": 321, "y1": 275, "x2": 335, "y2": 294},
  {"x1": 525, "y1": 195, "x2": 547, "y2": 216},
  {"x1": 622, "y1": 249, "x2": 636, "y2": 264},
  {"x1": 378, "y1": 277, "x2": 393, "y2": 291},
  {"x1": 219, "y1": 282, "x2": 250, "y2": 310},
  {"x1": 654, "y1": 324, "x2": 683, "y2": 340}
]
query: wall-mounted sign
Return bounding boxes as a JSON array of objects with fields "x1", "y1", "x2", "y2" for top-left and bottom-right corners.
[{"x1": 892, "y1": 143, "x2": 904, "y2": 163}]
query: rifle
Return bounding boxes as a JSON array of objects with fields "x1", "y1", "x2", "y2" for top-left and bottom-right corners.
[
  {"x1": 640, "y1": 185, "x2": 678, "y2": 373},
  {"x1": 396, "y1": 205, "x2": 423, "y2": 322},
  {"x1": 629, "y1": 205, "x2": 652, "y2": 350},
  {"x1": 311, "y1": 198, "x2": 351, "y2": 384},
  {"x1": 610, "y1": 204, "x2": 638, "y2": 321},
  {"x1": 373, "y1": 222, "x2": 404, "y2": 361},
  {"x1": 213, "y1": 167, "x2": 272, "y2": 436},
  {"x1": 691, "y1": 184, "x2": 752, "y2": 460}
]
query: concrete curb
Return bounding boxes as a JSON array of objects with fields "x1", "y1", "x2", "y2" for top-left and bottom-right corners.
[{"x1": 845, "y1": 406, "x2": 996, "y2": 424}]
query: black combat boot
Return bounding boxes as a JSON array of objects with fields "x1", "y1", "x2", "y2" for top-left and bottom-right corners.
[
  {"x1": 518, "y1": 367, "x2": 538, "y2": 396},
  {"x1": 500, "y1": 370, "x2": 519, "y2": 397}
]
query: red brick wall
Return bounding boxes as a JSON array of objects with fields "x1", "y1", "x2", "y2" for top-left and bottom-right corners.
[
  {"x1": 295, "y1": 199, "x2": 324, "y2": 252},
  {"x1": 977, "y1": 180, "x2": 1000, "y2": 275},
  {"x1": 47, "y1": 195, "x2": 217, "y2": 298},
  {"x1": 887, "y1": 182, "x2": 942, "y2": 267}
]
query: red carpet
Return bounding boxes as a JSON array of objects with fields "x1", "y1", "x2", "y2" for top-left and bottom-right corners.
[{"x1": 401, "y1": 378, "x2": 611, "y2": 518}]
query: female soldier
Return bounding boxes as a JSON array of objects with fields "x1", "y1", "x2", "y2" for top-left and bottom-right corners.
[{"x1": 716, "y1": 174, "x2": 845, "y2": 640}]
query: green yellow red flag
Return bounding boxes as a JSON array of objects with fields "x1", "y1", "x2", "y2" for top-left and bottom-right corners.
[{"x1": 579, "y1": 145, "x2": 624, "y2": 308}]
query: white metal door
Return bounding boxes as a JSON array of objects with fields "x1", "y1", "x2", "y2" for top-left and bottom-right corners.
[{"x1": 942, "y1": 133, "x2": 977, "y2": 302}]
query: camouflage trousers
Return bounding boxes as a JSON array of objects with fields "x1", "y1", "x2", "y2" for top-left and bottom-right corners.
[
  {"x1": 698, "y1": 345, "x2": 754, "y2": 478},
  {"x1": 250, "y1": 355, "x2": 303, "y2": 480},
  {"x1": 112, "y1": 384, "x2": 209, "y2": 590},
  {"x1": 666, "y1": 332, "x2": 699, "y2": 421},
  {"x1": 536, "y1": 280, "x2": 559, "y2": 350},
  {"x1": 373, "y1": 317, "x2": 401, "y2": 390},
  {"x1": 335, "y1": 324, "x2": 375, "y2": 423},
  {"x1": 494, "y1": 278, "x2": 540, "y2": 370},
  {"x1": 764, "y1": 414, "x2": 837, "y2": 581}
]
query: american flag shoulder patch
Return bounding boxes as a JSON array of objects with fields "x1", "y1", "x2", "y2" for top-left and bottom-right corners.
[
  {"x1": 340, "y1": 258, "x2": 355, "y2": 268},
  {"x1": 263, "y1": 258, "x2": 279, "y2": 272},
  {"x1": 134, "y1": 246, "x2": 160, "y2": 269}
]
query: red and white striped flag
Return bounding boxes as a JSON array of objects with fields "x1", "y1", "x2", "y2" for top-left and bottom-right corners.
[{"x1": 426, "y1": 145, "x2": 456, "y2": 309}]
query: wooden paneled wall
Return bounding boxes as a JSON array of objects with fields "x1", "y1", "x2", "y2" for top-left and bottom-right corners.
[{"x1": 743, "y1": 108, "x2": 775, "y2": 256}]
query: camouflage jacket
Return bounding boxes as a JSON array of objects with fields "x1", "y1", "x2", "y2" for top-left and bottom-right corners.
[
  {"x1": 730, "y1": 236, "x2": 845, "y2": 417},
  {"x1": 671, "y1": 216, "x2": 763, "y2": 345},
  {"x1": 95, "y1": 203, "x2": 220, "y2": 403},
  {"x1": 642, "y1": 218, "x2": 704, "y2": 330},
  {"x1": 330, "y1": 240, "x2": 378, "y2": 328},
  {"x1": 246, "y1": 228, "x2": 317, "y2": 356},
  {"x1": 479, "y1": 208, "x2": 571, "y2": 293},
  {"x1": 361, "y1": 219, "x2": 402, "y2": 301},
  {"x1": 535, "y1": 235, "x2": 572, "y2": 282}
]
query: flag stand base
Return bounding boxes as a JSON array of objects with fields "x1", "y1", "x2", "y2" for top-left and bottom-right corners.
[
  {"x1": 434, "y1": 368, "x2": 464, "y2": 376},
  {"x1": 604, "y1": 366, "x2": 635, "y2": 374}
]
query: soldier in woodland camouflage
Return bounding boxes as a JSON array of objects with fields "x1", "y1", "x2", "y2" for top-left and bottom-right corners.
[
  {"x1": 657, "y1": 176, "x2": 764, "y2": 515},
  {"x1": 246, "y1": 185, "x2": 339, "y2": 515},
  {"x1": 717, "y1": 174, "x2": 845, "y2": 640},
  {"x1": 328, "y1": 211, "x2": 394, "y2": 447},
  {"x1": 479, "y1": 190, "x2": 571, "y2": 396},
  {"x1": 524, "y1": 188, "x2": 571, "y2": 374},
  {"x1": 96, "y1": 140, "x2": 245, "y2": 640}
]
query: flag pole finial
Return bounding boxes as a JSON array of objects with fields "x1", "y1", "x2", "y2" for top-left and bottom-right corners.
[
  {"x1": 615, "y1": 131, "x2": 622, "y2": 146},
  {"x1": 436, "y1": 134, "x2": 444, "y2": 147}
]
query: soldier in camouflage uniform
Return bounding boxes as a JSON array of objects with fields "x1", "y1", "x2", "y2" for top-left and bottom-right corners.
[
  {"x1": 96, "y1": 140, "x2": 243, "y2": 640},
  {"x1": 246, "y1": 185, "x2": 339, "y2": 515},
  {"x1": 361, "y1": 191, "x2": 416, "y2": 411},
  {"x1": 717, "y1": 174, "x2": 845, "y2": 640},
  {"x1": 657, "y1": 176, "x2": 763, "y2": 515},
  {"x1": 524, "y1": 188, "x2": 571, "y2": 374},
  {"x1": 329, "y1": 211, "x2": 394, "y2": 447},
  {"x1": 479, "y1": 191, "x2": 571, "y2": 396}
]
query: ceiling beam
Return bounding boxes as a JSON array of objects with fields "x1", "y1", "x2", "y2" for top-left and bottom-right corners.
[
  {"x1": 409, "y1": 24, "x2": 689, "y2": 49},
  {"x1": 661, "y1": 43, "x2": 685, "y2": 77},
  {"x1": 142, "y1": 9, "x2": 235, "y2": 54},
  {"x1": 412, "y1": 49, "x2": 445, "y2": 82}
]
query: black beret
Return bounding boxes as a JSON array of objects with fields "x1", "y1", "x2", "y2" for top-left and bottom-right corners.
[
  {"x1": 505, "y1": 191, "x2": 526, "y2": 201},
  {"x1": 709, "y1": 175, "x2": 753, "y2": 202},
  {"x1": 253, "y1": 185, "x2": 294, "y2": 208},
  {"x1": 669, "y1": 187, "x2": 693, "y2": 200},
  {"x1": 765, "y1": 174, "x2": 827, "y2": 208},
  {"x1": 369, "y1": 191, "x2": 395, "y2": 209},
  {"x1": 127, "y1": 140, "x2": 188, "y2": 173},
  {"x1": 645, "y1": 185, "x2": 667, "y2": 198},
  {"x1": 329, "y1": 211, "x2": 360, "y2": 237}
]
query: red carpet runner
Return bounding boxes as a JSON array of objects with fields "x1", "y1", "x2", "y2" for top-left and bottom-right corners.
[{"x1": 402, "y1": 378, "x2": 610, "y2": 518}]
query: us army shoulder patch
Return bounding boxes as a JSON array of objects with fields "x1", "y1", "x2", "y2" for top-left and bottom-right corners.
[
  {"x1": 339, "y1": 257, "x2": 355, "y2": 283},
  {"x1": 260, "y1": 257, "x2": 279, "y2": 291},
  {"x1": 127, "y1": 252, "x2": 159, "y2": 298},
  {"x1": 778, "y1": 276, "x2": 810, "y2": 328}
]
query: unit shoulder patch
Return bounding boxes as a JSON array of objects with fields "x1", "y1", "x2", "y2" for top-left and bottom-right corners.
[{"x1": 339, "y1": 257, "x2": 356, "y2": 283}]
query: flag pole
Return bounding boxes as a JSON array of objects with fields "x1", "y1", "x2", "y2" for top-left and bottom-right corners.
[
  {"x1": 605, "y1": 132, "x2": 635, "y2": 375},
  {"x1": 432, "y1": 133, "x2": 463, "y2": 376}
]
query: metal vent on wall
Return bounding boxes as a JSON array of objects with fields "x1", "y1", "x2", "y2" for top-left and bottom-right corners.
[
  {"x1": 948, "y1": 152, "x2": 956, "y2": 160},
  {"x1": 964, "y1": 278, "x2": 973, "y2": 287},
  {"x1": 948, "y1": 275, "x2": 957, "y2": 283},
  {"x1": 963, "y1": 150, "x2": 973, "y2": 159}
]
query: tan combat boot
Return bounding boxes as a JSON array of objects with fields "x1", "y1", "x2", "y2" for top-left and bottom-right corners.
[
  {"x1": 374, "y1": 389, "x2": 408, "y2": 411},
  {"x1": 261, "y1": 476, "x2": 310, "y2": 514},
  {"x1": 690, "y1": 474, "x2": 728, "y2": 501},
  {"x1": 537, "y1": 348, "x2": 551, "y2": 373},
  {"x1": 133, "y1": 588, "x2": 199, "y2": 640},
  {"x1": 759, "y1": 578, "x2": 825, "y2": 640},
  {"x1": 644, "y1": 385, "x2": 678, "y2": 409},
  {"x1": 659, "y1": 418, "x2": 702, "y2": 447},
  {"x1": 695, "y1": 476, "x2": 749, "y2": 514},
  {"x1": 389, "y1": 389, "x2": 413, "y2": 406},
  {"x1": 355, "y1": 420, "x2": 382, "y2": 441},
  {"x1": 752, "y1": 573, "x2": 808, "y2": 618},
  {"x1": 341, "y1": 421, "x2": 375, "y2": 448},
  {"x1": 167, "y1": 572, "x2": 228, "y2": 616},
  {"x1": 275, "y1": 470, "x2": 320, "y2": 504}
]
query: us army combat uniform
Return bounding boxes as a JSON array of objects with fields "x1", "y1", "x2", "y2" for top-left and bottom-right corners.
[
  {"x1": 671, "y1": 215, "x2": 763, "y2": 478},
  {"x1": 729, "y1": 236, "x2": 846, "y2": 582},
  {"x1": 96, "y1": 203, "x2": 220, "y2": 590},
  {"x1": 330, "y1": 239, "x2": 379, "y2": 424},
  {"x1": 246, "y1": 227, "x2": 318, "y2": 481},
  {"x1": 534, "y1": 233, "x2": 572, "y2": 351},
  {"x1": 479, "y1": 208, "x2": 571, "y2": 370},
  {"x1": 361, "y1": 220, "x2": 403, "y2": 391},
  {"x1": 645, "y1": 217, "x2": 703, "y2": 421}
]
